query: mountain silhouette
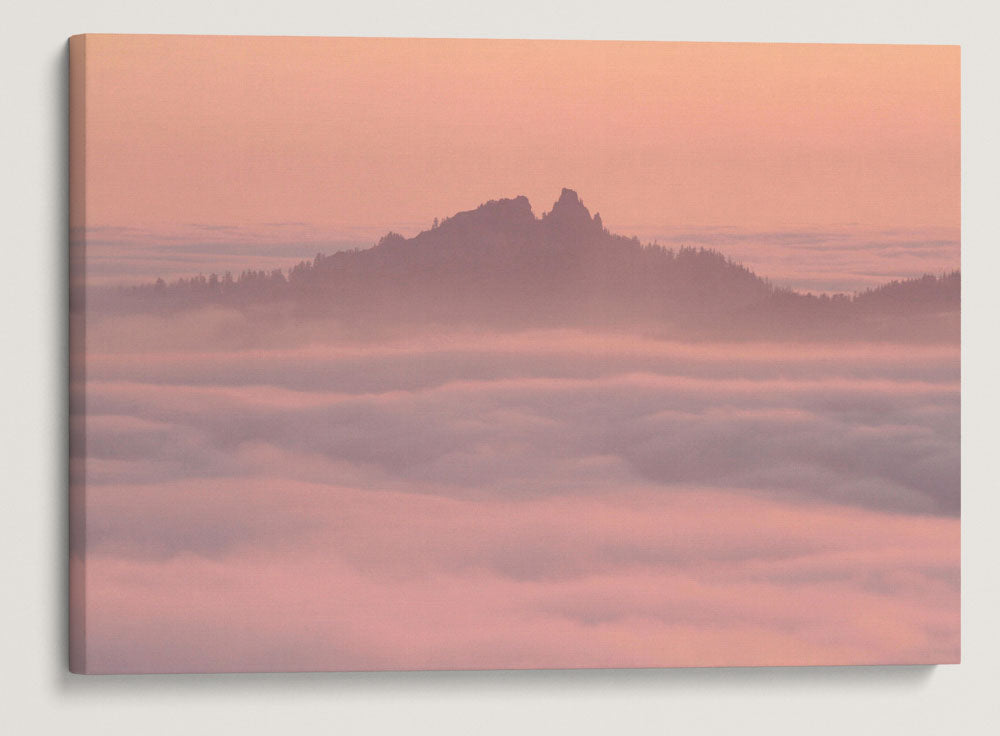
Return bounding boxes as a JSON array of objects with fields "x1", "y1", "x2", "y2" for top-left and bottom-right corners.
[{"x1": 106, "y1": 189, "x2": 960, "y2": 340}]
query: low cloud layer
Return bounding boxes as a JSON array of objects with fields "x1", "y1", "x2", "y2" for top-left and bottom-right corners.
[
  {"x1": 73, "y1": 314, "x2": 960, "y2": 672},
  {"x1": 633, "y1": 224, "x2": 959, "y2": 293},
  {"x1": 75, "y1": 221, "x2": 959, "y2": 294}
]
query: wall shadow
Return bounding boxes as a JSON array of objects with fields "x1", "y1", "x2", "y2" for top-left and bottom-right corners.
[
  {"x1": 54, "y1": 39, "x2": 71, "y2": 685},
  {"x1": 57, "y1": 663, "x2": 938, "y2": 697}
]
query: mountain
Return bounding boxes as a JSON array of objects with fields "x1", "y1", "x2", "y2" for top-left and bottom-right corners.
[{"x1": 108, "y1": 189, "x2": 960, "y2": 340}]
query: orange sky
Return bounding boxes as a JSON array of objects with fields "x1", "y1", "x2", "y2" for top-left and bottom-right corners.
[{"x1": 78, "y1": 35, "x2": 959, "y2": 234}]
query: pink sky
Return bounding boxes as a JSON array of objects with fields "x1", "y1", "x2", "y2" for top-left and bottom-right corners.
[{"x1": 77, "y1": 36, "x2": 959, "y2": 235}]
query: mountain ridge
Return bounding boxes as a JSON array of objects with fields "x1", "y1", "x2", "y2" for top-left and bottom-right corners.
[{"x1": 100, "y1": 189, "x2": 960, "y2": 341}]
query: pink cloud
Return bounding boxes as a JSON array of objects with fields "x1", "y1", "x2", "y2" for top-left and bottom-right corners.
[
  {"x1": 72, "y1": 322, "x2": 959, "y2": 671},
  {"x1": 79, "y1": 481, "x2": 958, "y2": 672}
]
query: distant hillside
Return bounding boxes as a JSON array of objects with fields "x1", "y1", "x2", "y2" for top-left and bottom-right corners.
[{"x1": 99, "y1": 189, "x2": 960, "y2": 340}]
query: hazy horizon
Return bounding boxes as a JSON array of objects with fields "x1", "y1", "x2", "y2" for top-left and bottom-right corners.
[{"x1": 77, "y1": 203, "x2": 959, "y2": 295}]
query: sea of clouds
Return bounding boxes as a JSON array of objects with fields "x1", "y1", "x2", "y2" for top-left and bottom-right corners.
[{"x1": 72, "y1": 311, "x2": 960, "y2": 672}]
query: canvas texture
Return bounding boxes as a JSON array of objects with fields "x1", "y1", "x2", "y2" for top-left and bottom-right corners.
[{"x1": 68, "y1": 35, "x2": 960, "y2": 673}]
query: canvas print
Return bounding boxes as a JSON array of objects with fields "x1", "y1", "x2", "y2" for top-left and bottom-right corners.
[{"x1": 69, "y1": 35, "x2": 960, "y2": 673}]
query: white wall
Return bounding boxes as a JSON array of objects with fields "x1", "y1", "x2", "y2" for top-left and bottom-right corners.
[{"x1": 2, "y1": 1, "x2": 998, "y2": 733}]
